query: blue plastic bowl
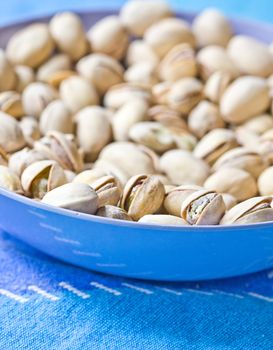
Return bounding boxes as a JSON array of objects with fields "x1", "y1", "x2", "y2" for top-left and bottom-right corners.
[{"x1": 1, "y1": 10, "x2": 273, "y2": 281}]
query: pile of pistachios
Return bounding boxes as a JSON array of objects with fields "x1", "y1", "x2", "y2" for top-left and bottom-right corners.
[{"x1": 2, "y1": 1, "x2": 273, "y2": 226}]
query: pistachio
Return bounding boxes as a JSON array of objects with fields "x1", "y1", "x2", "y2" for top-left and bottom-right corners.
[
  {"x1": 159, "y1": 43, "x2": 197, "y2": 82},
  {"x1": 168, "y1": 128, "x2": 197, "y2": 151},
  {"x1": 9, "y1": 147, "x2": 46, "y2": 177},
  {"x1": 0, "y1": 112, "x2": 25, "y2": 152},
  {"x1": 126, "y1": 40, "x2": 159, "y2": 67},
  {"x1": 91, "y1": 175, "x2": 121, "y2": 207},
  {"x1": 0, "y1": 91, "x2": 23, "y2": 118},
  {"x1": 227, "y1": 36, "x2": 273, "y2": 77},
  {"x1": 258, "y1": 166, "x2": 273, "y2": 196},
  {"x1": 96, "y1": 205, "x2": 132, "y2": 221},
  {"x1": 197, "y1": 45, "x2": 239, "y2": 81},
  {"x1": 192, "y1": 9, "x2": 232, "y2": 48},
  {"x1": 19, "y1": 116, "x2": 41, "y2": 146},
  {"x1": 40, "y1": 100, "x2": 74, "y2": 135},
  {"x1": 87, "y1": 16, "x2": 129, "y2": 60},
  {"x1": 139, "y1": 214, "x2": 188, "y2": 226},
  {"x1": 64, "y1": 170, "x2": 76, "y2": 182},
  {"x1": 181, "y1": 189, "x2": 225, "y2": 225},
  {"x1": 60, "y1": 75, "x2": 99, "y2": 113},
  {"x1": 204, "y1": 167, "x2": 257, "y2": 201},
  {"x1": 49, "y1": 12, "x2": 88, "y2": 61},
  {"x1": 22, "y1": 82, "x2": 58, "y2": 118},
  {"x1": 21, "y1": 160, "x2": 67, "y2": 199},
  {"x1": 47, "y1": 70, "x2": 77, "y2": 89},
  {"x1": 144, "y1": 18, "x2": 195, "y2": 58},
  {"x1": 220, "y1": 76, "x2": 270, "y2": 124},
  {"x1": 77, "y1": 53, "x2": 124, "y2": 96},
  {"x1": 152, "y1": 82, "x2": 172, "y2": 105},
  {"x1": 0, "y1": 50, "x2": 16, "y2": 92},
  {"x1": 213, "y1": 147, "x2": 267, "y2": 178},
  {"x1": 14, "y1": 65, "x2": 35, "y2": 93},
  {"x1": 204, "y1": 71, "x2": 231, "y2": 103},
  {"x1": 148, "y1": 105, "x2": 187, "y2": 130},
  {"x1": 167, "y1": 77, "x2": 203, "y2": 115},
  {"x1": 94, "y1": 159, "x2": 129, "y2": 187},
  {"x1": 221, "y1": 193, "x2": 237, "y2": 210},
  {"x1": 235, "y1": 127, "x2": 260, "y2": 150},
  {"x1": 6, "y1": 23, "x2": 54, "y2": 68},
  {"x1": 160, "y1": 150, "x2": 210, "y2": 186},
  {"x1": 124, "y1": 62, "x2": 159, "y2": 86},
  {"x1": 0, "y1": 165, "x2": 22, "y2": 193},
  {"x1": 242, "y1": 114, "x2": 273, "y2": 136},
  {"x1": 188, "y1": 101, "x2": 225, "y2": 138},
  {"x1": 220, "y1": 196, "x2": 273, "y2": 225},
  {"x1": 120, "y1": 0, "x2": 172, "y2": 37},
  {"x1": 73, "y1": 169, "x2": 108, "y2": 186},
  {"x1": 75, "y1": 106, "x2": 112, "y2": 161},
  {"x1": 42, "y1": 182, "x2": 98, "y2": 214},
  {"x1": 120, "y1": 174, "x2": 165, "y2": 220},
  {"x1": 37, "y1": 54, "x2": 72, "y2": 83},
  {"x1": 0, "y1": 147, "x2": 8, "y2": 166}
]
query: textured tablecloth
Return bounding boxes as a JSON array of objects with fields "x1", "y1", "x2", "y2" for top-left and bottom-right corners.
[{"x1": 1, "y1": 1, "x2": 273, "y2": 349}]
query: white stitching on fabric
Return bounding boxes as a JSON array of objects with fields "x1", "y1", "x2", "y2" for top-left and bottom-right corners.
[
  {"x1": 184, "y1": 288, "x2": 214, "y2": 296},
  {"x1": 212, "y1": 289, "x2": 244, "y2": 299},
  {"x1": 0, "y1": 289, "x2": 28, "y2": 303},
  {"x1": 28, "y1": 285, "x2": 60, "y2": 301},
  {"x1": 59, "y1": 282, "x2": 90, "y2": 299},
  {"x1": 155, "y1": 286, "x2": 183, "y2": 296},
  {"x1": 90, "y1": 282, "x2": 121, "y2": 296},
  {"x1": 122, "y1": 283, "x2": 153, "y2": 295},
  {"x1": 247, "y1": 292, "x2": 273, "y2": 302}
]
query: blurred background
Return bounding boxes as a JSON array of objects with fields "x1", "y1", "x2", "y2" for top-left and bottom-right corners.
[{"x1": 0, "y1": 0, "x2": 271, "y2": 25}]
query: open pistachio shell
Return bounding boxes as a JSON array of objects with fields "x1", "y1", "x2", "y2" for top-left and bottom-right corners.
[
  {"x1": 9, "y1": 147, "x2": 47, "y2": 176},
  {"x1": 91, "y1": 175, "x2": 121, "y2": 207},
  {"x1": 0, "y1": 111, "x2": 25, "y2": 153},
  {"x1": 0, "y1": 165, "x2": 22, "y2": 193},
  {"x1": 96, "y1": 205, "x2": 132, "y2": 221},
  {"x1": 139, "y1": 214, "x2": 189, "y2": 226},
  {"x1": 0, "y1": 146, "x2": 8, "y2": 166}
]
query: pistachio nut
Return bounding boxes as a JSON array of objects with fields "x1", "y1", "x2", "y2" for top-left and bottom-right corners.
[
  {"x1": 64, "y1": 170, "x2": 76, "y2": 182},
  {"x1": 213, "y1": 147, "x2": 267, "y2": 178},
  {"x1": 60, "y1": 75, "x2": 99, "y2": 114},
  {"x1": 197, "y1": 45, "x2": 239, "y2": 81},
  {"x1": 22, "y1": 82, "x2": 58, "y2": 119},
  {"x1": 21, "y1": 160, "x2": 67, "y2": 199},
  {"x1": 120, "y1": 0, "x2": 172, "y2": 37},
  {"x1": 258, "y1": 128, "x2": 273, "y2": 164},
  {"x1": 0, "y1": 147, "x2": 8, "y2": 166},
  {"x1": 152, "y1": 82, "x2": 172, "y2": 105},
  {"x1": 94, "y1": 159, "x2": 129, "y2": 187},
  {"x1": 167, "y1": 128, "x2": 197, "y2": 151},
  {"x1": 220, "y1": 76, "x2": 270, "y2": 124},
  {"x1": 77, "y1": 53, "x2": 124, "y2": 96},
  {"x1": 148, "y1": 105, "x2": 187, "y2": 130},
  {"x1": 47, "y1": 70, "x2": 77, "y2": 89},
  {"x1": 0, "y1": 91, "x2": 24, "y2": 118},
  {"x1": 75, "y1": 106, "x2": 112, "y2": 161},
  {"x1": 6, "y1": 23, "x2": 54, "y2": 68},
  {"x1": 124, "y1": 62, "x2": 159, "y2": 86},
  {"x1": 40, "y1": 99, "x2": 74, "y2": 135},
  {"x1": 139, "y1": 214, "x2": 188, "y2": 226},
  {"x1": 193, "y1": 128, "x2": 238, "y2": 165},
  {"x1": 0, "y1": 165, "x2": 22, "y2": 193},
  {"x1": 258, "y1": 166, "x2": 273, "y2": 196},
  {"x1": 204, "y1": 167, "x2": 257, "y2": 202},
  {"x1": 164, "y1": 185, "x2": 202, "y2": 217},
  {"x1": 19, "y1": 116, "x2": 41, "y2": 146},
  {"x1": 96, "y1": 205, "x2": 132, "y2": 221},
  {"x1": 192, "y1": 9, "x2": 232, "y2": 48},
  {"x1": 120, "y1": 174, "x2": 165, "y2": 221},
  {"x1": 167, "y1": 77, "x2": 203, "y2": 115},
  {"x1": 0, "y1": 49, "x2": 16, "y2": 92},
  {"x1": 0, "y1": 112, "x2": 25, "y2": 152},
  {"x1": 227, "y1": 35, "x2": 273, "y2": 77},
  {"x1": 181, "y1": 189, "x2": 225, "y2": 225},
  {"x1": 104, "y1": 83, "x2": 152, "y2": 110},
  {"x1": 126, "y1": 40, "x2": 159, "y2": 67},
  {"x1": 159, "y1": 43, "x2": 197, "y2": 82},
  {"x1": 144, "y1": 18, "x2": 195, "y2": 58},
  {"x1": 235, "y1": 127, "x2": 260, "y2": 150},
  {"x1": 37, "y1": 54, "x2": 72, "y2": 83},
  {"x1": 73, "y1": 169, "x2": 109, "y2": 186},
  {"x1": 242, "y1": 114, "x2": 273, "y2": 136},
  {"x1": 34, "y1": 131, "x2": 83, "y2": 172},
  {"x1": 204, "y1": 71, "x2": 231, "y2": 104},
  {"x1": 49, "y1": 12, "x2": 88, "y2": 61},
  {"x1": 221, "y1": 193, "x2": 237, "y2": 210},
  {"x1": 91, "y1": 175, "x2": 121, "y2": 207},
  {"x1": 220, "y1": 196, "x2": 273, "y2": 225},
  {"x1": 14, "y1": 65, "x2": 35, "y2": 93},
  {"x1": 42, "y1": 182, "x2": 98, "y2": 214},
  {"x1": 87, "y1": 15, "x2": 129, "y2": 60},
  {"x1": 112, "y1": 99, "x2": 149, "y2": 141},
  {"x1": 160, "y1": 150, "x2": 210, "y2": 186},
  {"x1": 188, "y1": 101, "x2": 225, "y2": 139}
]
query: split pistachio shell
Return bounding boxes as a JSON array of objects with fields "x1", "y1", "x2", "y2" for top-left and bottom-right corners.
[
  {"x1": 242, "y1": 114, "x2": 273, "y2": 136},
  {"x1": 166, "y1": 128, "x2": 197, "y2": 151},
  {"x1": 220, "y1": 196, "x2": 273, "y2": 225},
  {"x1": 152, "y1": 82, "x2": 172, "y2": 105},
  {"x1": 91, "y1": 175, "x2": 121, "y2": 207},
  {"x1": 204, "y1": 167, "x2": 257, "y2": 202},
  {"x1": 42, "y1": 182, "x2": 98, "y2": 214},
  {"x1": 193, "y1": 128, "x2": 237, "y2": 165},
  {"x1": 159, "y1": 43, "x2": 197, "y2": 82},
  {"x1": 73, "y1": 169, "x2": 108, "y2": 186},
  {"x1": 0, "y1": 112, "x2": 25, "y2": 152},
  {"x1": 188, "y1": 101, "x2": 225, "y2": 139},
  {"x1": 235, "y1": 127, "x2": 260, "y2": 150},
  {"x1": 227, "y1": 36, "x2": 273, "y2": 77},
  {"x1": 258, "y1": 128, "x2": 273, "y2": 164},
  {"x1": 0, "y1": 91, "x2": 24, "y2": 118},
  {"x1": 0, "y1": 165, "x2": 22, "y2": 193},
  {"x1": 75, "y1": 106, "x2": 112, "y2": 161},
  {"x1": 6, "y1": 23, "x2": 54, "y2": 68},
  {"x1": 88, "y1": 16, "x2": 129, "y2": 60},
  {"x1": 94, "y1": 159, "x2": 129, "y2": 187},
  {"x1": 22, "y1": 82, "x2": 58, "y2": 119},
  {"x1": 192, "y1": 8, "x2": 232, "y2": 47},
  {"x1": 221, "y1": 193, "x2": 237, "y2": 210},
  {"x1": 19, "y1": 117, "x2": 41, "y2": 146},
  {"x1": 21, "y1": 160, "x2": 67, "y2": 199},
  {"x1": 37, "y1": 54, "x2": 72, "y2": 83},
  {"x1": 120, "y1": 174, "x2": 165, "y2": 221},
  {"x1": 126, "y1": 40, "x2": 159, "y2": 67},
  {"x1": 0, "y1": 147, "x2": 8, "y2": 166},
  {"x1": 49, "y1": 12, "x2": 88, "y2": 61},
  {"x1": 160, "y1": 150, "x2": 210, "y2": 186},
  {"x1": 77, "y1": 53, "x2": 124, "y2": 96},
  {"x1": 139, "y1": 214, "x2": 188, "y2": 226},
  {"x1": 181, "y1": 189, "x2": 225, "y2": 225},
  {"x1": 204, "y1": 71, "x2": 231, "y2": 104},
  {"x1": 64, "y1": 170, "x2": 76, "y2": 182},
  {"x1": 15, "y1": 65, "x2": 35, "y2": 93},
  {"x1": 124, "y1": 62, "x2": 159, "y2": 86},
  {"x1": 258, "y1": 166, "x2": 273, "y2": 196},
  {"x1": 144, "y1": 18, "x2": 195, "y2": 58},
  {"x1": 120, "y1": 0, "x2": 172, "y2": 37},
  {"x1": 96, "y1": 205, "x2": 132, "y2": 221},
  {"x1": 40, "y1": 100, "x2": 74, "y2": 135},
  {"x1": 9, "y1": 148, "x2": 46, "y2": 176},
  {"x1": 220, "y1": 76, "x2": 270, "y2": 124},
  {"x1": 213, "y1": 147, "x2": 267, "y2": 178},
  {"x1": 0, "y1": 50, "x2": 16, "y2": 92},
  {"x1": 47, "y1": 70, "x2": 76, "y2": 89}
]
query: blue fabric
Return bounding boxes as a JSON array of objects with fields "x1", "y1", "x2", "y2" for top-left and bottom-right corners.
[{"x1": 1, "y1": 1, "x2": 273, "y2": 349}]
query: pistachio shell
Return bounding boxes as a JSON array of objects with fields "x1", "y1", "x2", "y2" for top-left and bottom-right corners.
[
  {"x1": 258, "y1": 166, "x2": 273, "y2": 196},
  {"x1": 148, "y1": 105, "x2": 187, "y2": 130},
  {"x1": 0, "y1": 165, "x2": 22, "y2": 193},
  {"x1": 124, "y1": 62, "x2": 159, "y2": 86},
  {"x1": 96, "y1": 205, "x2": 132, "y2": 221},
  {"x1": 242, "y1": 114, "x2": 273, "y2": 136},
  {"x1": 9, "y1": 147, "x2": 46, "y2": 176},
  {"x1": 91, "y1": 175, "x2": 121, "y2": 207},
  {"x1": 0, "y1": 112, "x2": 25, "y2": 152},
  {"x1": 73, "y1": 169, "x2": 108, "y2": 186},
  {"x1": 0, "y1": 50, "x2": 16, "y2": 92},
  {"x1": 221, "y1": 193, "x2": 237, "y2": 210},
  {"x1": 19, "y1": 116, "x2": 40, "y2": 146},
  {"x1": 126, "y1": 40, "x2": 159, "y2": 67},
  {"x1": 0, "y1": 91, "x2": 24, "y2": 118},
  {"x1": 139, "y1": 214, "x2": 188, "y2": 226},
  {"x1": 152, "y1": 82, "x2": 172, "y2": 105},
  {"x1": 0, "y1": 147, "x2": 8, "y2": 166},
  {"x1": 37, "y1": 54, "x2": 72, "y2": 83},
  {"x1": 47, "y1": 70, "x2": 77, "y2": 88},
  {"x1": 14, "y1": 65, "x2": 35, "y2": 93},
  {"x1": 204, "y1": 71, "x2": 231, "y2": 103}
]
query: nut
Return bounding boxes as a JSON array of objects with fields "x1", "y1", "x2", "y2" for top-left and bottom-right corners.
[
  {"x1": 241, "y1": 114, "x2": 273, "y2": 136},
  {"x1": 0, "y1": 91, "x2": 24, "y2": 118},
  {"x1": 91, "y1": 175, "x2": 121, "y2": 207},
  {"x1": 14, "y1": 65, "x2": 35, "y2": 93},
  {"x1": 148, "y1": 105, "x2": 187, "y2": 130},
  {"x1": 19, "y1": 116, "x2": 41, "y2": 146},
  {"x1": 73, "y1": 169, "x2": 108, "y2": 186},
  {"x1": 0, "y1": 112, "x2": 25, "y2": 152},
  {"x1": 126, "y1": 40, "x2": 159, "y2": 67},
  {"x1": 9, "y1": 147, "x2": 46, "y2": 176},
  {"x1": 37, "y1": 54, "x2": 72, "y2": 83},
  {"x1": 0, "y1": 50, "x2": 16, "y2": 92},
  {"x1": 258, "y1": 166, "x2": 273, "y2": 196},
  {"x1": 221, "y1": 193, "x2": 237, "y2": 210},
  {"x1": 204, "y1": 71, "x2": 231, "y2": 103},
  {"x1": 139, "y1": 214, "x2": 188, "y2": 226},
  {"x1": 0, "y1": 147, "x2": 8, "y2": 166},
  {"x1": 0, "y1": 165, "x2": 22, "y2": 193},
  {"x1": 124, "y1": 62, "x2": 159, "y2": 86},
  {"x1": 96, "y1": 205, "x2": 132, "y2": 221}
]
